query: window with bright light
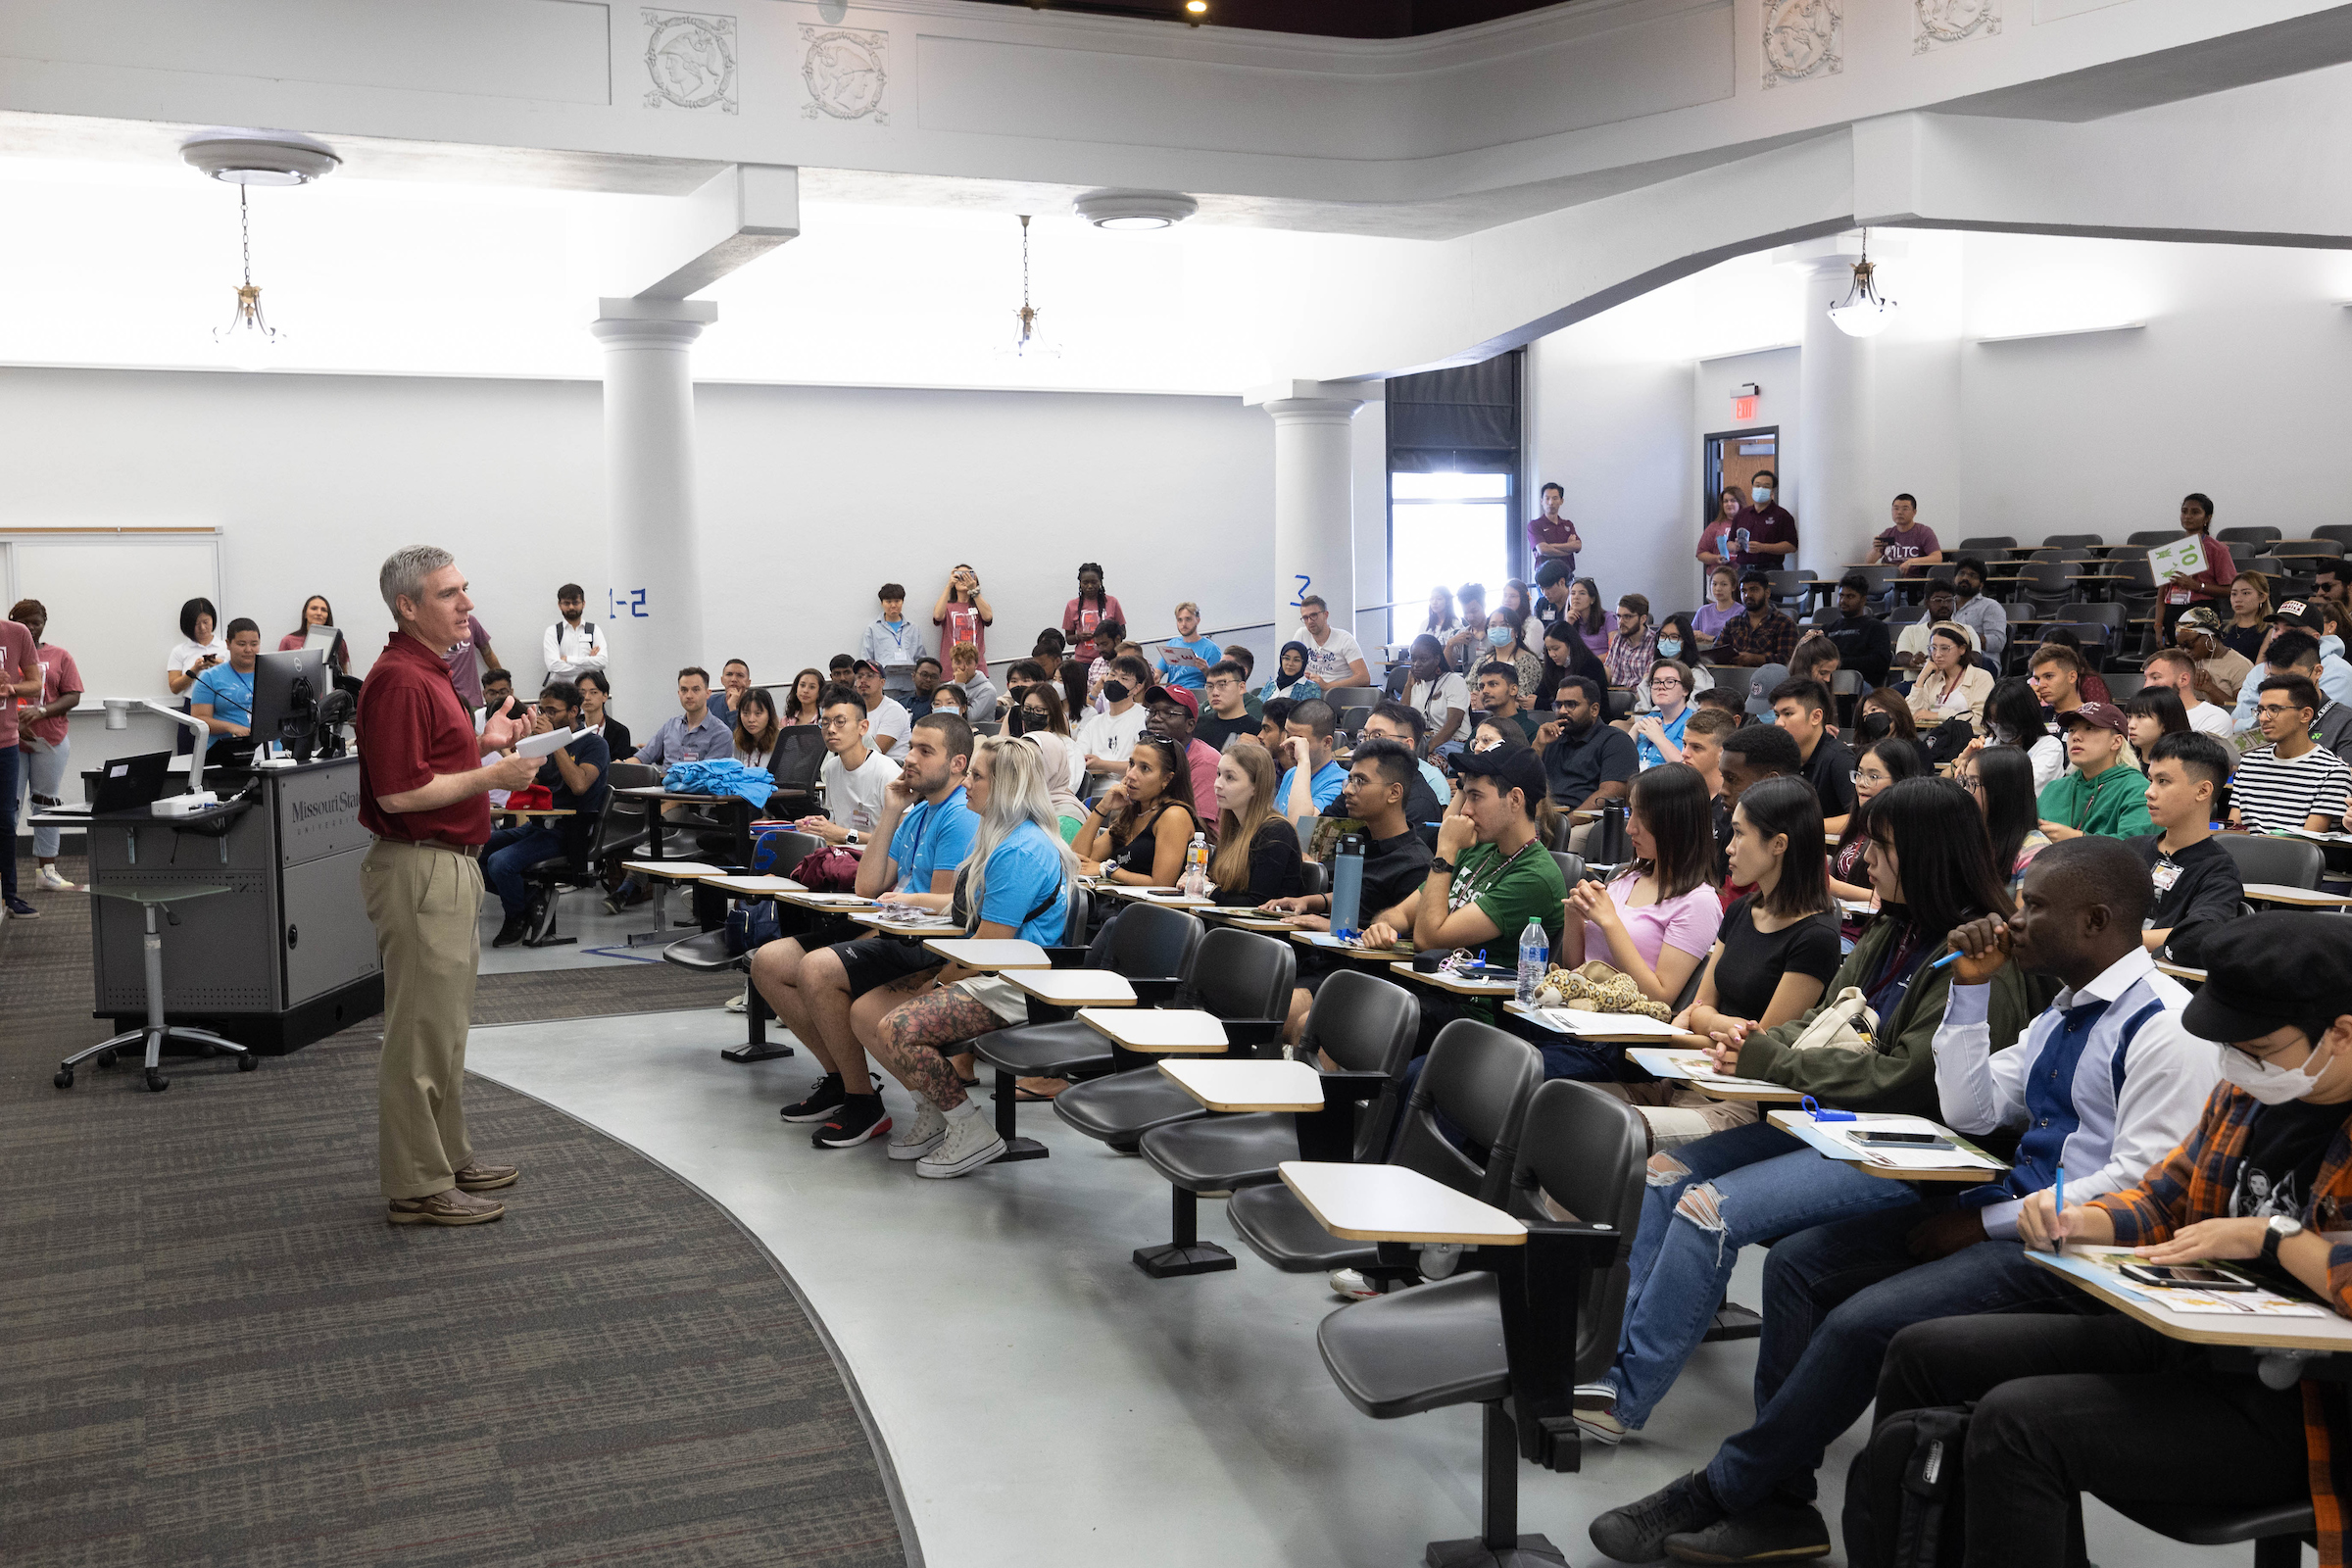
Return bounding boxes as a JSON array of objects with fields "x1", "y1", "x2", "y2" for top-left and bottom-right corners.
[{"x1": 1391, "y1": 471, "x2": 1510, "y2": 643}]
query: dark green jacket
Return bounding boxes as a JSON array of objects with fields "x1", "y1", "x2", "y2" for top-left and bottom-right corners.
[{"x1": 1736, "y1": 917, "x2": 2041, "y2": 1116}]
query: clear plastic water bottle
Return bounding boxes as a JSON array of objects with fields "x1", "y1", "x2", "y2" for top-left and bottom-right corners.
[
  {"x1": 1516, "y1": 916, "x2": 1549, "y2": 1005},
  {"x1": 1182, "y1": 831, "x2": 1208, "y2": 898}
]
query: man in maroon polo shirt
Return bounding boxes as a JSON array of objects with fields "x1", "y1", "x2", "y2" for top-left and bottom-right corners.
[
  {"x1": 359, "y1": 546, "x2": 540, "y2": 1226},
  {"x1": 1528, "y1": 481, "x2": 1583, "y2": 576}
]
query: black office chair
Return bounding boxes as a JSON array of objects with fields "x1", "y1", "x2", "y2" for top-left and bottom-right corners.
[
  {"x1": 1314, "y1": 1080, "x2": 1647, "y2": 1568},
  {"x1": 965, "y1": 901, "x2": 1203, "y2": 1160},
  {"x1": 1131, "y1": 970, "x2": 1421, "y2": 1277},
  {"x1": 520, "y1": 789, "x2": 646, "y2": 947},
  {"x1": 1051, "y1": 927, "x2": 1298, "y2": 1152},
  {"x1": 1227, "y1": 1019, "x2": 1540, "y2": 1281},
  {"x1": 2218, "y1": 834, "x2": 2325, "y2": 892}
]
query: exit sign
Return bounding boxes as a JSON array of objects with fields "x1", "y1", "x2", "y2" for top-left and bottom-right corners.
[{"x1": 1731, "y1": 382, "x2": 1761, "y2": 422}]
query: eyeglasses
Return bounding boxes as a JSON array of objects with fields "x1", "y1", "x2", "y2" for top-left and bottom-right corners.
[
  {"x1": 1850, "y1": 769, "x2": 1891, "y2": 786},
  {"x1": 818, "y1": 715, "x2": 858, "y2": 731},
  {"x1": 2255, "y1": 705, "x2": 2307, "y2": 719},
  {"x1": 1648, "y1": 676, "x2": 1686, "y2": 692},
  {"x1": 1956, "y1": 773, "x2": 1984, "y2": 795}
]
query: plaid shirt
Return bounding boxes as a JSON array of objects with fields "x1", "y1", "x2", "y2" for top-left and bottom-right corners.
[
  {"x1": 2092, "y1": 1085, "x2": 2352, "y2": 1565},
  {"x1": 1603, "y1": 626, "x2": 1657, "y2": 690},
  {"x1": 1709, "y1": 606, "x2": 1797, "y2": 668}
]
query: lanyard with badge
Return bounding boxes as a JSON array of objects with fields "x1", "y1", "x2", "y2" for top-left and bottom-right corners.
[{"x1": 1448, "y1": 838, "x2": 1539, "y2": 913}]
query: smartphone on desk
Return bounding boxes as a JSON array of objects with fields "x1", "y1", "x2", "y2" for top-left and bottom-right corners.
[
  {"x1": 1849, "y1": 1130, "x2": 1955, "y2": 1152},
  {"x1": 2121, "y1": 1263, "x2": 2258, "y2": 1292}
]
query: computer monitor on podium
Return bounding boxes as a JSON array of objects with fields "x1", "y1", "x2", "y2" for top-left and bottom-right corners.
[{"x1": 251, "y1": 647, "x2": 332, "y2": 761}]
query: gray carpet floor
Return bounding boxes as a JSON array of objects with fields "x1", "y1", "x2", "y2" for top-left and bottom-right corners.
[{"x1": 1, "y1": 856, "x2": 909, "y2": 1568}]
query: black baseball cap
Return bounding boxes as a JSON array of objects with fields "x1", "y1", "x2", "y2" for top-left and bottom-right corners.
[
  {"x1": 1451, "y1": 745, "x2": 1548, "y2": 806},
  {"x1": 2183, "y1": 913, "x2": 2352, "y2": 1045}
]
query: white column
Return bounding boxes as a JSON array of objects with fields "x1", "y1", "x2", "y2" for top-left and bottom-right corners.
[
  {"x1": 590, "y1": 298, "x2": 715, "y2": 711},
  {"x1": 1263, "y1": 397, "x2": 1363, "y2": 648},
  {"x1": 1791, "y1": 247, "x2": 1876, "y2": 573}
]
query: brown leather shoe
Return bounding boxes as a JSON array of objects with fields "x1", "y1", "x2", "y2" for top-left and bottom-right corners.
[
  {"x1": 452, "y1": 1161, "x2": 519, "y2": 1192},
  {"x1": 388, "y1": 1187, "x2": 506, "y2": 1225}
]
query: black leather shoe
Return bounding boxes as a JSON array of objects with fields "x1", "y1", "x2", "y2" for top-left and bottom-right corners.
[
  {"x1": 1592, "y1": 1473, "x2": 1723, "y2": 1564},
  {"x1": 1664, "y1": 1501, "x2": 1831, "y2": 1563}
]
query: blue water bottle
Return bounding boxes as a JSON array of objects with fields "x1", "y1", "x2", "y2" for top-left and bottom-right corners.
[
  {"x1": 1330, "y1": 833, "x2": 1365, "y2": 938},
  {"x1": 1516, "y1": 917, "x2": 1549, "y2": 1004}
]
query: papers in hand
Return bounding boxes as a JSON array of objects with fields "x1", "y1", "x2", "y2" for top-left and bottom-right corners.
[{"x1": 511, "y1": 726, "x2": 575, "y2": 760}]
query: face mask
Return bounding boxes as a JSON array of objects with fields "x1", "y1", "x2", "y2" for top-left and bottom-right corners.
[
  {"x1": 1102, "y1": 681, "x2": 1130, "y2": 703},
  {"x1": 1859, "y1": 710, "x2": 1892, "y2": 741},
  {"x1": 1656, "y1": 638, "x2": 1683, "y2": 660},
  {"x1": 1752, "y1": 486, "x2": 1772, "y2": 505},
  {"x1": 1991, "y1": 722, "x2": 2018, "y2": 746},
  {"x1": 1487, "y1": 627, "x2": 1513, "y2": 648},
  {"x1": 2219, "y1": 1041, "x2": 2334, "y2": 1105}
]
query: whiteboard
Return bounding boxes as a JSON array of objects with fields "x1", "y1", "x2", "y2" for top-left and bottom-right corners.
[{"x1": 2, "y1": 531, "x2": 223, "y2": 704}]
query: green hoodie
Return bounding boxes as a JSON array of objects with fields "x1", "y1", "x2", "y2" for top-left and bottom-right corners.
[
  {"x1": 2036, "y1": 761, "x2": 2154, "y2": 839},
  {"x1": 1736, "y1": 917, "x2": 2041, "y2": 1115}
]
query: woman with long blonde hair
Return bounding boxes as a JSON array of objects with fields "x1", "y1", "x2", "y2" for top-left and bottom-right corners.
[{"x1": 1208, "y1": 742, "x2": 1304, "y2": 906}]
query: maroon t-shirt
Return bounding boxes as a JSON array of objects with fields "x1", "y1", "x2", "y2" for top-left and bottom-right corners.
[
  {"x1": 359, "y1": 631, "x2": 492, "y2": 845},
  {"x1": 1730, "y1": 504, "x2": 1798, "y2": 570},
  {"x1": 1875, "y1": 522, "x2": 1941, "y2": 570},
  {"x1": 1528, "y1": 513, "x2": 1579, "y2": 573}
]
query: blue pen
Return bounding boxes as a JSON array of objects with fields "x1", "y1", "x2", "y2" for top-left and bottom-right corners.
[
  {"x1": 2053, "y1": 1164, "x2": 2066, "y2": 1256},
  {"x1": 1928, "y1": 948, "x2": 1964, "y2": 973}
]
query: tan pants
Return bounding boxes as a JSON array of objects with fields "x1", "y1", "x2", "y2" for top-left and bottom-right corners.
[{"x1": 363, "y1": 838, "x2": 483, "y2": 1200}]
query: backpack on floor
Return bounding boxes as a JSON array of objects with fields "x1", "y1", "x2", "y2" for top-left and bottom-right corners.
[
  {"x1": 724, "y1": 899, "x2": 785, "y2": 957},
  {"x1": 1842, "y1": 1402, "x2": 1973, "y2": 1568}
]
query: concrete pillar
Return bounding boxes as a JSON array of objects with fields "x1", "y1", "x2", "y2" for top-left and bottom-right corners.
[
  {"x1": 1788, "y1": 241, "x2": 1878, "y2": 572},
  {"x1": 590, "y1": 297, "x2": 715, "y2": 711},
  {"x1": 1262, "y1": 396, "x2": 1364, "y2": 646}
]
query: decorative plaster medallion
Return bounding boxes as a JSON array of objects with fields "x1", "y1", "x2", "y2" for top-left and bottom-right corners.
[
  {"x1": 800, "y1": 25, "x2": 889, "y2": 123},
  {"x1": 643, "y1": 10, "x2": 738, "y2": 114},
  {"x1": 1762, "y1": 0, "x2": 1842, "y2": 88},
  {"x1": 1915, "y1": 0, "x2": 1999, "y2": 52}
]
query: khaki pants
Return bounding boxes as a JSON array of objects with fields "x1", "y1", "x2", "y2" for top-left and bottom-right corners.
[{"x1": 363, "y1": 838, "x2": 483, "y2": 1200}]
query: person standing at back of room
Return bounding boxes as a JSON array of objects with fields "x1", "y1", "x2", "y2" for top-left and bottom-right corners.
[
  {"x1": 1529, "y1": 481, "x2": 1584, "y2": 575},
  {"x1": 0, "y1": 605, "x2": 41, "y2": 916},
  {"x1": 858, "y1": 583, "x2": 925, "y2": 701},
  {"x1": 357, "y1": 546, "x2": 541, "y2": 1226},
  {"x1": 933, "y1": 563, "x2": 993, "y2": 669},
  {"x1": 11, "y1": 600, "x2": 83, "y2": 896},
  {"x1": 1062, "y1": 563, "x2": 1125, "y2": 665},
  {"x1": 1729, "y1": 469, "x2": 1797, "y2": 573},
  {"x1": 541, "y1": 582, "x2": 607, "y2": 681}
]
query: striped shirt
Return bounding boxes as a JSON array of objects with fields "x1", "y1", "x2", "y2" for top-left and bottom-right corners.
[{"x1": 2231, "y1": 742, "x2": 2351, "y2": 832}]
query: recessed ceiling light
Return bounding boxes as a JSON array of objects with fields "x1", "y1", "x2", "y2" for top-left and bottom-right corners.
[
  {"x1": 1185, "y1": 1, "x2": 1207, "y2": 12},
  {"x1": 1072, "y1": 189, "x2": 1200, "y2": 230},
  {"x1": 180, "y1": 130, "x2": 340, "y2": 186}
]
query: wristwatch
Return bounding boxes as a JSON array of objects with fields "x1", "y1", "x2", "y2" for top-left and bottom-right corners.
[
  {"x1": 2263, "y1": 1213, "x2": 2305, "y2": 1266},
  {"x1": 1429, "y1": 858, "x2": 1457, "y2": 877}
]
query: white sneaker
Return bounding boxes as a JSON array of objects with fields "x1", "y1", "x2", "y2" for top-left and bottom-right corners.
[
  {"x1": 889, "y1": 1100, "x2": 949, "y2": 1161},
  {"x1": 915, "y1": 1106, "x2": 1005, "y2": 1179},
  {"x1": 1573, "y1": 1382, "x2": 1628, "y2": 1446},
  {"x1": 1329, "y1": 1267, "x2": 1379, "y2": 1300},
  {"x1": 35, "y1": 865, "x2": 76, "y2": 892},
  {"x1": 724, "y1": 992, "x2": 748, "y2": 1014}
]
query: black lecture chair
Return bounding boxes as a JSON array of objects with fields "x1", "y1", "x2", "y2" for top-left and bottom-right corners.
[
  {"x1": 1956, "y1": 535, "x2": 2017, "y2": 557},
  {"x1": 2313, "y1": 525, "x2": 2352, "y2": 551},
  {"x1": 2218, "y1": 834, "x2": 2325, "y2": 893},
  {"x1": 1765, "y1": 569, "x2": 1814, "y2": 613},
  {"x1": 2042, "y1": 532, "x2": 2105, "y2": 552},
  {"x1": 2110, "y1": 1498, "x2": 2314, "y2": 1567},
  {"x1": 1051, "y1": 926, "x2": 1298, "y2": 1152},
  {"x1": 1131, "y1": 969, "x2": 1422, "y2": 1277},
  {"x1": 1227, "y1": 1019, "x2": 1540, "y2": 1285},
  {"x1": 1300, "y1": 859, "x2": 1331, "y2": 899},
  {"x1": 765, "y1": 724, "x2": 824, "y2": 820},
  {"x1": 2128, "y1": 529, "x2": 2180, "y2": 548},
  {"x1": 966, "y1": 901, "x2": 1203, "y2": 1160},
  {"x1": 1314, "y1": 1079, "x2": 1648, "y2": 1568},
  {"x1": 2217, "y1": 525, "x2": 2283, "y2": 548},
  {"x1": 520, "y1": 785, "x2": 651, "y2": 946},
  {"x1": 659, "y1": 826, "x2": 821, "y2": 1064}
]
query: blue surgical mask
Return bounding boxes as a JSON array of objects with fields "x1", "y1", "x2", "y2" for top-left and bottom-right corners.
[
  {"x1": 1488, "y1": 626, "x2": 1513, "y2": 647},
  {"x1": 1657, "y1": 638, "x2": 1683, "y2": 660},
  {"x1": 1752, "y1": 486, "x2": 1772, "y2": 505}
]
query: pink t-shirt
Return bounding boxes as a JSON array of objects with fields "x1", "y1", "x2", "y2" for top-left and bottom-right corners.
[
  {"x1": 0, "y1": 618, "x2": 36, "y2": 749},
  {"x1": 1582, "y1": 876, "x2": 1724, "y2": 976},
  {"x1": 937, "y1": 602, "x2": 988, "y2": 666},
  {"x1": 26, "y1": 641, "x2": 81, "y2": 747}
]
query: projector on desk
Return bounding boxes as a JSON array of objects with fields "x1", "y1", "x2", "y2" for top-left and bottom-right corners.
[{"x1": 154, "y1": 791, "x2": 220, "y2": 818}]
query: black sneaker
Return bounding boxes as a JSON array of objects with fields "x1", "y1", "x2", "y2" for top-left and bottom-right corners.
[
  {"x1": 4, "y1": 897, "x2": 37, "y2": 918},
  {"x1": 811, "y1": 1097, "x2": 893, "y2": 1149},
  {"x1": 491, "y1": 914, "x2": 529, "y2": 949},
  {"x1": 780, "y1": 1073, "x2": 848, "y2": 1122},
  {"x1": 1664, "y1": 1501, "x2": 1831, "y2": 1563},
  {"x1": 1591, "y1": 1473, "x2": 1723, "y2": 1565}
]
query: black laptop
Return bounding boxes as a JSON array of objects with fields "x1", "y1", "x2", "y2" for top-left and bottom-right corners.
[{"x1": 91, "y1": 751, "x2": 175, "y2": 814}]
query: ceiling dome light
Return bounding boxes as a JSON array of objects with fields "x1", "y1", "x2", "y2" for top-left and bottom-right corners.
[
  {"x1": 1826, "y1": 229, "x2": 1896, "y2": 339},
  {"x1": 180, "y1": 130, "x2": 340, "y2": 186},
  {"x1": 1072, "y1": 189, "x2": 1199, "y2": 230}
]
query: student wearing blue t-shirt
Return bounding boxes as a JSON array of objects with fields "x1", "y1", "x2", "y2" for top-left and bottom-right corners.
[
  {"x1": 857, "y1": 735, "x2": 1079, "y2": 1179},
  {"x1": 189, "y1": 616, "x2": 264, "y2": 767},
  {"x1": 1275, "y1": 698, "x2": 1349, "y2": 829},
  {"x1": 1154, "y1": 601, "x2": 1222, "y2": 695},
  {"x1": 1631, "y1": 659, "x2": 1696, "y2": 769},
  {"x1": 770, "y1": 712, "x2": 979, "y2": 1151}
]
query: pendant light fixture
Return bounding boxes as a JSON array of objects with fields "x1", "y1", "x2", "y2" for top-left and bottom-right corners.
[
  {"x1": 1827, "y1": 228, "x2": 1896, "y2": 339},
  {"x1": 181, "y1": 130, "x2": 338, "y2": 369},
  {"x1": 216, "y1": 184, "x2": 280, "y2": 368},
  {"x1": 1005, "y1": 214, "x2": 1059, "y2": 360}
]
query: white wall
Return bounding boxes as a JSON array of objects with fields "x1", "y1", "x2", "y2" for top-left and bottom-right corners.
[{"x1": 0, "y1": 366, "x2": 1273, "y2": 808}]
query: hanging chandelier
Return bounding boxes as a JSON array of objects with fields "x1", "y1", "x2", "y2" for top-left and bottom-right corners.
[
  {"x1": 1011, "y1": 214, "x2": 1047, "y2": 356},
  {"x1": 216, "y1": 185, "x2": 280, "y2": 368},
  {"x1": 1827, "y1": 229, "x2": 1896, "y2": 339}
]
